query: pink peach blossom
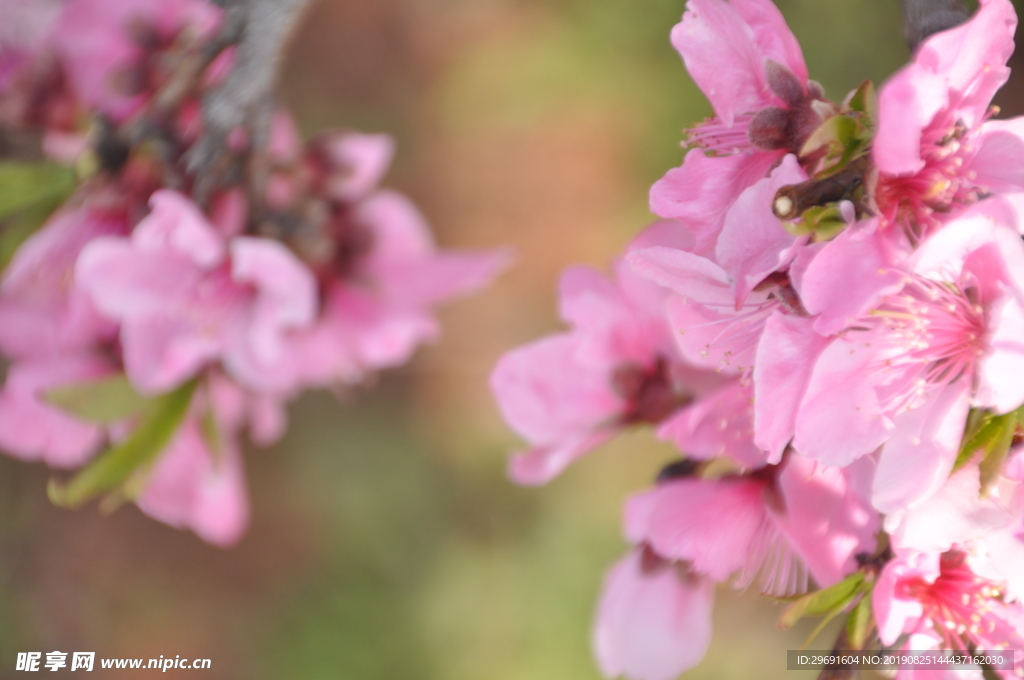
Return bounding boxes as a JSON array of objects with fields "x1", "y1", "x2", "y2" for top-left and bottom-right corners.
[
  {"x1": 873, "y1": 550, "x2": 1024, "y2": 677},
  {"x1": 651, "y1": 0, "x2": 823, "y2": 252},
  {"x1": 492, "y1": 220, "x2": 720, "y2": 485},
  {"x1": 788, "y1": 207, "x2": 1024, "y2": 513},
  {"x1": 76, "y1": 189, "x2": 318, "y2": 394},
  {"x1": 873, "y1": 0, "x2": 1020, "y2": 233}
]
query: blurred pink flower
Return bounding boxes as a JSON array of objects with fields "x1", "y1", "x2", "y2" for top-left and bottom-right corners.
[
  {"x1": 134, "y1": 375, "x2": 270, "y2": 548},
  {"x1": 76, "y1": 189, "x2": 317, "y2": 394},
  {"x1": 259, "y1": 126, "x2": 512, "y2": 388},
  {"x1": 49, "y1": 0, "x2": 221, "y2": 122},
  {"x1": 293, "y1": 188, "x2": 510, "y2": 385},
  {"x1": 0, "y1": 354, "x2": 112, "y2": 468},
  {"x1": 594, "y1": 548, "x2": 714, "y2": 680},
  {"x1": 0, "y1": 203, "x2": 126, "y2": 359},
  {"x1": 491, "y1": 220, "x2": 720, "y2": 485}
]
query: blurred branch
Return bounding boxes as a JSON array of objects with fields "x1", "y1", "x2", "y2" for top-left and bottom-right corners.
[
  {"x1": 187, "y1": 0, "x2": 316, "y2": 201},
  {"x1": 900, "y1": 0, "x2": 970, "y2": 51}
]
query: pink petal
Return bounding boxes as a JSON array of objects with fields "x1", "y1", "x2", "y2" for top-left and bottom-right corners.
[
  {"x1": 793, "y1": 337, "x2": 891, "y2": 467},
  {"x1": 376, "y1": 248, "x2": 514, "y2": 308},
  {"x1": 358, "y1": 189, "x2": 434, "y2": 261},
  {"x1": 672, "y1": 0, "x2": 804, "y2": 125},
  {"x1": 135, "y1": 190, "x2": 225, "y2": 267},
  {"x1": 650, "y1": 149, "x2": 781, "y2": 252},
  {"x1": 970, "y1": 118, "x2": 1024, "y2": 193},
  {"x1": 507, "y1": 429, "x2": 617, "y2": 486},
  {"x1": 120, "y1": 315, "x2": 221, "y2": 394},
  {"x1": 914, "y1": 0, "x2": 1015, "y2": 126},
  {"x1": 632, "y1": 477, "x2": 767, "y2": 580},
  {"x1": 558, "y1": 264, "x2": 668, "y2": 367},
  {"x1": 872, "y1": 554, "x2": 936, "y2": 646},
  {"x1": 771, "y1": 455, "x2": 880, "y2": 588},
  {"x1": 313, "y1": 285, "x2": 440, "y2": 374},
  {"x1": 753, "y1": 312, "x2": 829, "y2": 462},
  {"x1": 889, "y1": 463, "x2": 1013, "y2": 554},
  {"x1": 0, "y1": 206, "x2": 124, "y2": 359},
  {"x1": 490, "y1": 334, "x2": 622, "y2": 448},
  {"x1": 320, "y1": 132, "x2": 395, "y2": 202},
  {"x1": 978, "y1": 292, "x2": 1024, "y2": 414},
  {"x1": 559, "y1": 266, "x2": 629, "y2": 331},
  {"x1": 0, "y1": 355, "x2": 110, "y2": 468},
  {"x1": 872, "y1": 380, "x2": 971, "y2": 514},
  {"x1": 627, "y1": 247, "x2": 734, "y2": 307},
  {"x1": 716, "y1": 154, "x2": 807, "y2": 307},
  {"x1": 614, "y1": 220, "x2": 698, "y2": 315},
  {"x1": 798, "y1": 225, "x2": 905, "y2": 335},
  {"x1": 49, "y1": 0, "x2": 220, "y2": 121},
  {"x1": 874, "y1": 65, "x2": 950, "y2": 175},
  {"x1": 594, "y1": 550, "x2": 714, "y2": 680},
  {"x1": 135, "y1": 417, "x2": 250, "y2": 548},
  {"x1": 658, "y1": 380, "x2": 766, "y2": 468},
  {"x1": 731, "y1": 0, "x2": 807, "y2": 82},
  {"x1": 664, "y1": 295, "x2": 763, "y2": 374},
  {"x1": 230, "y1": 236, "x2": 317, "y2": 353}
]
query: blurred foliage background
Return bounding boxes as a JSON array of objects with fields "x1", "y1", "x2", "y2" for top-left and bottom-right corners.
[{"x1": 1, "y1": 0, "x2": 1023, "y2": 678}]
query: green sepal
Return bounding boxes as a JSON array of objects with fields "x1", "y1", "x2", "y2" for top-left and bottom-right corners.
[
  {"x1": 784, "y1": 204, "x2": 851, "y2": 243},
  {"x1": 779, "y1": 572, "x2": 866, "y2": 629},
  {"x1": 800, "y1": 112, "x2": 870, "y2": 178},
  {"x1": 844, "y1": 593, "x2": 874, "y2": 650},
  {"x1": 44, "y1": 373, "x2": 150, "y2": 423},
  {"x1": 846, "y1": 80, "x2": 878, "y2": 126},
  {"x1": 48, "y1": 379, "x2": 197, "y2": 509}
]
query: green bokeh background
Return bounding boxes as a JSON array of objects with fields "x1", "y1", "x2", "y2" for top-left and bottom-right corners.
[{"x1": 0, "y1": 1, "x2": 1019, "y2": 678}]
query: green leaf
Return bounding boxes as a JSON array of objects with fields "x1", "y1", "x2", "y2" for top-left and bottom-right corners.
[
  {"x1": 44, "y1": 373, "x2": 150, "y2": 423},
  {"x1": 779, "y1": 572, "x2": 865, "y2": 629},
  {"x1": 844, "y1": 594, "x2": 874, "y2": 650},
  {"x1": 0, "y1": 162, "x2": 75, "y2": 221},
  {"x1": 48, "y1": 379, "x2": 197, "y2": 509}
]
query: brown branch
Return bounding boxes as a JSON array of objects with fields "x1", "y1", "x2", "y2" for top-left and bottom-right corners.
[
  {"x1": 186, "y1": 0, "x2": 316, "y2": 202},
  {"x1": 900, "y1": 0, "x2": 970, "y2": 51}
]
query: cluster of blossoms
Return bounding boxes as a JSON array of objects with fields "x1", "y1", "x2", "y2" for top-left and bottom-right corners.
[
  {"x1": 0, "y1": 0, "x2": 507, "y2": 546},
  {"x1": 492, "y1": 0, "x2": 1024, "y2": 677}
]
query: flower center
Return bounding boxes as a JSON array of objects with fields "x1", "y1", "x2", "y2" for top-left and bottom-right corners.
[
  {"x1": 902, "y1": 552, "x2": 1007, "y2": 650},
  {"x1": 612, "y1": 357, "x2": 692, "y2": 425},
  {"x1": 874, "y1": 115, "x2": 988, "y2": 238},
  {"x1": 853, "y1": 276, "x2": 985, "y2": 415}
]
